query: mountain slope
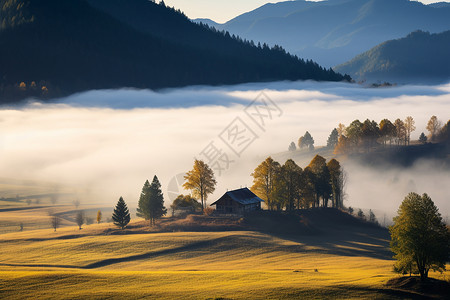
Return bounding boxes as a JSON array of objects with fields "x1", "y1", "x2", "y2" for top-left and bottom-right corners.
[
  {"x1": 208, "y1": 0, "x2": 450, "y2": 68},
  {"x1": 0, "y1": 0, "x2": 348, "y2": 103},
  {"x1": 334, "y1": 30, "x2": 450, "y2": 84}
]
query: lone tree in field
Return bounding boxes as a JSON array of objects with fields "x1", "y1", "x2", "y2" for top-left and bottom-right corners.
[
  {"x1": 112, "y1": 197, "x2": 131, "y2": 229},
  {"x1": 75, "y1": 210, "x2": 84, "y2": 230},
  {"x1": 183, "y1": 160, "x2": 216, "y2": 211},
  {"x1": 96, "y1": 210, "x2": 102, "y2": 224},
  {"x1": 51, "y1": 215, "x2": 61, "y2": 232},
  {"x1": 137, "y1": 176, "x2": 167, "y2": 226},
  {"x1": 390, "y1": 193, "x2": 450, "y2": 281}
]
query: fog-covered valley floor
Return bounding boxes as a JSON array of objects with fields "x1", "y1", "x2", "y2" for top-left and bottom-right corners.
[{"x1": 1, "y1": 81, "x2": 449, "y2": 221}]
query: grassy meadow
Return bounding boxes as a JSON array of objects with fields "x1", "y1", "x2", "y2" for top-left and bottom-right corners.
[{"x1": 0, "y1": 180, "x2": 449, "y2": 299}]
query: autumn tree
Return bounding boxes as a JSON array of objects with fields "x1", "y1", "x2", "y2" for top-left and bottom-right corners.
[
  {"x1": 346, "y1": 120, "x2": 363, "y2": 149},
  {"x1": 394, "y1": 118, "x2": 406, "y2": 145},
  {"x1": 380, "y1": 119, "x2": 396, "y2": 146},
  {"x1": 297, "y1": 136, "x2": 304, "y2": 149},
  {"x1": 404, "y1": 116, "x2": 416, "y2": 145},
  {"x1": 96, "y1": 210, "x2": 102, "y2": 224},
  {"x1": 137, "y1": 176, "x2": 167, "y2": 226},
  {"x1": 437, "y1": 120, "x2": 449, "y2": 143},
  {"x1": 75, "y1": 210, "x2": 84, "y2": 230},
  {"x1": 334, "y1": 135, "x2": 350, "y2": 154},
  {"x1": 327, "y1": 159, "x2": 344, "y2": 208},
  {"x1": 298, "y1": 167, "x2": 315, "y2": 209},
  {"x1": 251, "y1": 157, "x2": 281, "y2": 210},
  {"x1": 361, "y1": 119, "x2": 379, "y2": 151},
  {"x1": 390, "y1": 193, "x2": 450, "y2": 280},
  {"x1": 112, "y1": 197, "x2": 131, "y2": 229},
  {"x1": 276, "y1": 159, "x2": 302, "y2": 211},
  {"x1": 308, "y1": 155, "x2": 331, "y2": 207},
  {"x1": 327, "y1": 128, "x2": 339, "y2": 149},
  {"x1": 183, "y1": 160, "x2": 217, "y2": 211},
  {"x1": 337, "y1": 123, "x2": 346, "y2": 138},
  {"x1": 426, "y1": 115, "x2": 442, "y2": 141}
]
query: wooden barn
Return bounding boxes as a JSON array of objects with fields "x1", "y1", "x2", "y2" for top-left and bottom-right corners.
[{"x1": 210, "y1": 188, "x2": 264, "y2": 214}]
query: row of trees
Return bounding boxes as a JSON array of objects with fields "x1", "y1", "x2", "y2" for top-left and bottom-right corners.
[
  {"x1": 289, "y1": 116, "x2": 449, "y2": 154},
  {"x1": 111, "y1": 159, "x2": 218, "y2": 229},
  {"x1": 334, "y1": 116, "x2": 417, "y2": 153},
  {"x1": 47, "y1": 159, "x2": 218, "y2": 231},
  {"x1": 251, "y1": 155, "x2": 345, "y2": 211}
]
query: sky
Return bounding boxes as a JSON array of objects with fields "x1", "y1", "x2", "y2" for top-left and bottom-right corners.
[{"x1": 163, "y1": 0, "x2": 446, "y2": 23}]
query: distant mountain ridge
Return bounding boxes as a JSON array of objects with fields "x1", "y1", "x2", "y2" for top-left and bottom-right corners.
[
  {"x1": 199, "y1": 0, "x2": 450, "y2": 68},
  {"x1": 334, "y1": 30, "x2": 450, "y2": 84},
  {"x1": 0, "y1": 0, "x2": 348, "y2": 103}
]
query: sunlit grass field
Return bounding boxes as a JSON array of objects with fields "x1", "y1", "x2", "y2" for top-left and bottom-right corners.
[
  {"x1": 1, "y1": 180, "x2": 448, "y2": 299},
  {"x1": 1, "y1": 222, "x2": 449, "y2": 299}
]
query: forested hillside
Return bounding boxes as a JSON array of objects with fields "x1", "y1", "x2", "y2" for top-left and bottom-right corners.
[
  {"x1": 0, "y1": 0, "x2": 348, "y2": 103},
  {"x1": 334, "y1": 30, "x2": 450, "y2": 83}
]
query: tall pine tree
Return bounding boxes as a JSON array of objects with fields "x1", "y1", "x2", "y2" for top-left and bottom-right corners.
[
  {"x1": 112, "y1": 197, "x2": 131, "y2": 229},
  {"x1": 137, "y1": 176, "x2": 167, "y2": 226}
]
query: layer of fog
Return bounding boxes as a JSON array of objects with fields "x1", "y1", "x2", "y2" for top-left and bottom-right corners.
[{"x1": 1, "y1": 81, "x2": 449, "y2": 221}]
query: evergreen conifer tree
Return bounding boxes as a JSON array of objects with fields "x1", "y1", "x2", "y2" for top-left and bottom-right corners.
[
  {"x1": 137, "y1": 176, "x2": 167, "y2": 226},
  {"x1": 112, "y1": 197, "x2": 131, "y2": 229}
]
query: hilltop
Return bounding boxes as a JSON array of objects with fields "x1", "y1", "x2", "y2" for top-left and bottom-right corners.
[
  {"x1": 334, "y1": 30, "x2": 450, "y2": 84},
  {"x1": 200, "y1": 0, "x2": 450, "y2": 68}
]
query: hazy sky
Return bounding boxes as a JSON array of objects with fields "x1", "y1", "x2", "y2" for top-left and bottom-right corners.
[{"x1": 163, "y1": 0, "x2": 445, "y2": 23}]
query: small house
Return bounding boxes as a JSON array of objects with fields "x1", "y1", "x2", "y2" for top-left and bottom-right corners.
[{"x1": 210, "y1": 188, "x2": 264, "y2": 214}]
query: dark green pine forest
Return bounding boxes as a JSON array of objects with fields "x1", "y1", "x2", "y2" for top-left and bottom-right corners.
[{"x1": 0, "y1": 0, "x2": 350, "y2": 103}]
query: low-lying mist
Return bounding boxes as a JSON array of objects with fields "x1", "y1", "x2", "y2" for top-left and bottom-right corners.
[{"x1": 1, "y1": 81, "x2": 449, "y2": 220}]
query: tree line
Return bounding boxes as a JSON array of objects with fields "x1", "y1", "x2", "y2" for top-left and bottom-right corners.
[
  {"x1": 251, "y1": 156, "x2": 345, "y2": 211},
  {"x1": 289, "y1": 116, "x2": 449, "y2": 154},
  {"x1": 0, "y1": 0, "x2": 350, "y2": 103},
  {"x1": 49, "y1": 159, "x2": 217, "y2": 231}
]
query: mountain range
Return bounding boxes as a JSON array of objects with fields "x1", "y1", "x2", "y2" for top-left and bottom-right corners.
[
  {"x1": 0, "y1": 0, "x2": 348, "y2": 103},
  {"x1": 196, "y1": 0, "x2": 450, "y2": 68},
  {"x1": 334, "y1": 30, "x2": 450, "y2": 84}
]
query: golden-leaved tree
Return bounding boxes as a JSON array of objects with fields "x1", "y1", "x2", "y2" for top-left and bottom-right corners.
[
  {"x1": 183, "y1": 160, "x2": 216, "y2": 211},
  {"x1": 251, "y1": 156, "x2": 281, "y2": 210}
]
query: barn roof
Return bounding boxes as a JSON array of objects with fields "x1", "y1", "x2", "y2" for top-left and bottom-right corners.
[{"x1": 210, "y1": 188, "x2": 264, "y2": 206}]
